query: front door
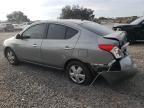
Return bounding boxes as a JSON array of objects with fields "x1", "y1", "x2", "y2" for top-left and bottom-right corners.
[{"x1": 15, "y1": 23, "x2": 47, "y2": 62}]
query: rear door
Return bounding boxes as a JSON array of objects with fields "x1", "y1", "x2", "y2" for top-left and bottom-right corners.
[{"x1": 41, "y1": 23, "x2": 79, "y2": 68}]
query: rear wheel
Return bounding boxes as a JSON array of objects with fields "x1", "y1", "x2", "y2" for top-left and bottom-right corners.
[
  {"x1": 66, "y1": 61, "x2": 93, "y2": 85},
  {"x1": 5, "y1": 48, "x2": 19, "y2": 65}
]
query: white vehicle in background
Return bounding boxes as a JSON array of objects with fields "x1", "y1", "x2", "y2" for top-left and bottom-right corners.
[
  {"x1": 19, "y1": 22, "x2": 32, "y2": 29},
  {"x1": 13, "y1": 24, "x2": 23, "y2": 31},
  {"x1": 13, "y1": 22, "x2": 32, "y2": 31},
  {"x1": 0, "y1": 23, "x2": 14, "y2": 32}
]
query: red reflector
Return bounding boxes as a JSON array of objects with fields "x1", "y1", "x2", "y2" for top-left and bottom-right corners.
[{"x1": 99, "y1": 44, "x2": 115, "y2": 52}]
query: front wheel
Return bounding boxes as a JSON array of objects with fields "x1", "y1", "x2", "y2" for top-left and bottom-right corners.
[
  {"x1": 5, "y1": 48, "x2": 19, "y2": 65},
  {"x1": 66, "y1": 61, "x2": 93, "y2": 85}
]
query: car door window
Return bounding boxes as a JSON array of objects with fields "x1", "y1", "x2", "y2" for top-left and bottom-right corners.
[
  {"x1": 47, "y1": 24, "x2": 66, "y2": 39},
  {"x1": 47, "y1": 24, "x2": 78, "y2": 39},
  {"x1": 22, "y1": 24, "x2": 46, "y2": 39},
  {"x1": 65, "y1": 27, "x2": 78, "y2": 39}
]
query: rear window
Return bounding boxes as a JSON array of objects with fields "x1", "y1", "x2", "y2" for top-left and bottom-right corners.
[
  {"x1": 65, "y1": 27, "x2": 78, "y2": 39},
  {"x1": 47, "y1": 24, "x2": 78, "y2": 39},
  {"x1": 80, "y1": 22, "x2": 113, "y2": 36},
  {"x1": 47, "y1": 24, "x2": 66, "y2": 39}
]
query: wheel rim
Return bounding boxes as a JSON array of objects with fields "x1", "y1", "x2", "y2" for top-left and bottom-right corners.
[
  {"x1": 69, "y1": 65, "x2": 85, "y2": 84},
  {"x1": 7, "y1": 50, "x2": 15, "y2": 63}
]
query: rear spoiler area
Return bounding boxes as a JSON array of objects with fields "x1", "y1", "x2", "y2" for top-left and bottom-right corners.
[{"x1": 103, "y1": 31, "x2": 127, "y2": 47}]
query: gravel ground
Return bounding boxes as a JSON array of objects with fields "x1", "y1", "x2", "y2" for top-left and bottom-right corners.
[{"x1": 0, "y1": 32, "x2": 144, "y2": 108}]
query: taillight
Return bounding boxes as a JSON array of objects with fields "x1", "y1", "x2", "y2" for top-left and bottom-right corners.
[
  {"x1": 99, "y1": 44, "x2": 123, "y2": 59},
  {"x1": 98, "y1": 44, "x2": 115, "y2": 52}
]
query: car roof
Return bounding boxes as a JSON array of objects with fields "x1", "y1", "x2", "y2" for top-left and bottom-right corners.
[
  {"x1": 32, "y1": 19, "x2": 91, "y2": 26},
  {"x1": 27, "y1": 19, "x2": 90, "y2": 30},
  {"x1": 40, "y1": 19, "x2": 83, "y2": 23}
]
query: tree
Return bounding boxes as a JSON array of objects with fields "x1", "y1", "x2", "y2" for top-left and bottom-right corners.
[
  {"x1": 60, "y1": 5, "x2": 95, "y2": 21},
  {"x1": 7, "y1": 11, "x2": 30, "y2": 23}
]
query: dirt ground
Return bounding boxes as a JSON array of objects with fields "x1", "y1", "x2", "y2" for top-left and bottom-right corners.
[{"x1": 0, "y1": 32, "x2": 144, "y2": 108}]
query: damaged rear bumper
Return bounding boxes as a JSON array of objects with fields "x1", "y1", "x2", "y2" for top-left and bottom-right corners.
[{"x1": 92, "y1": 55, "x2": 137, "y2": 83}]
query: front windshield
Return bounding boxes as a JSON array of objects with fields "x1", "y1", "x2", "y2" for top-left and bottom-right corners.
[{"x1": 130, "y1": 17, "x2": 144, "y2": 25}]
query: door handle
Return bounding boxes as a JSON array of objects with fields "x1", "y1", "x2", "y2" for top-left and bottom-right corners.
[
  {"x1": 64, "y1": 46, "x2": 73, "y2": 50},
  {"x1": 32, "y1": 44, "x2": 37, "y2": 47}
]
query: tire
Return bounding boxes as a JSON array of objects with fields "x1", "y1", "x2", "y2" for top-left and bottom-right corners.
[
  {"x1": 5, "y1": 48, "x2": 19, "y2": 65},
  {"x1": 66, "y1": 61, "x2": 93, "y2": 85}
]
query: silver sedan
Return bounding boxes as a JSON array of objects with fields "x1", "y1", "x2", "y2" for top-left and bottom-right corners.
[{"x1": 3, "y1": 20, "x2": 137, "y2": 85}]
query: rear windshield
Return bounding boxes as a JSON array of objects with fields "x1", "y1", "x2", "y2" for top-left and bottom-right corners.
[{"x1": 80, "y1": 22, "x2": 113, "y2": 36}]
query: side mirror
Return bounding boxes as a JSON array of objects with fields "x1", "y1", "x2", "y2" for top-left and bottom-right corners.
[
  {"x1": 16, "y1": 33, "x2": 30, "y2": 39},
  {"x1": 16, "y1": 34, "x2": 22, "y2": 39}
]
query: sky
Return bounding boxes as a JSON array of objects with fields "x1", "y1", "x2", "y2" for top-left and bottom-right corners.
[{"x1": 0, "y1": 0, "x2": 144, "y2": 21}]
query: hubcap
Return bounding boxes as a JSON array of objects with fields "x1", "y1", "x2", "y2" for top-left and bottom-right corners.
[
  {"x1": 69, "y1": 65, "x2": 85, "y2": 84},
  {"x1": 7, "y1": 50, "x2": 15, "y2": 63}
]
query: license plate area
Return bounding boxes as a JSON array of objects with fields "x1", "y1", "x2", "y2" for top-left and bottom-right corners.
[{"x1": 121, "y1": 42, "x2": 129, "y2": 56}]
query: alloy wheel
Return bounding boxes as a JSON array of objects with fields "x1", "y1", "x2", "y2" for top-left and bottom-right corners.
[
  {"x1": 6, "y1": 50, "x2": 15, "y2": 64},
  {"x1": 69, "y1": 65, "x2": 85, "y2": 84}
]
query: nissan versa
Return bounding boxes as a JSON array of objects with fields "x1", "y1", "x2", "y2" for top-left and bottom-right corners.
[{"x1": 3, "y1": 20, "x2": 137, "y2": 85}]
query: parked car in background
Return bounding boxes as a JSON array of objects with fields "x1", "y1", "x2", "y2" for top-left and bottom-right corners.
[
  {"x1": 13, "y1": 24, "x2": 23, "y2": 31},
  {"x1": 0, "y1": 23, "x2": 14, "y2": 32},
  {"x1": 113, "y1": 16, "x2": 144, "y2": 43},
  {"x1": 3, "y1": 20, "x2": 137, "y2": 85},
  {"x1": 13, "y1": 22, "x2": 32, "y2": 31}
]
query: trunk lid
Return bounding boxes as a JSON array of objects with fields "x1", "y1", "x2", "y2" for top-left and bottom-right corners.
[{"x1": 103, "y1": 31, "x2": 127, "y2": 47}]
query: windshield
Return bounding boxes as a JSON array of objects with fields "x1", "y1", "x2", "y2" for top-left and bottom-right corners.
[
  {"x1": 80, "y1": 21, "x2": 113, "y2": 36},
  {"x1": 130, "y1": 17, "x2": 144, "y2": 25}
]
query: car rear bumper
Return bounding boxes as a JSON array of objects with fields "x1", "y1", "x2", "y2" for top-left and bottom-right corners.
[{"x1": 91, "y1": 55, "x2": 137, "y2": 83}]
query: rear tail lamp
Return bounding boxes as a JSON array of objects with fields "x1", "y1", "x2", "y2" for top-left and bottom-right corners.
[{"x1": 99, "y1": 44, "x2": 123, "y2": 59}]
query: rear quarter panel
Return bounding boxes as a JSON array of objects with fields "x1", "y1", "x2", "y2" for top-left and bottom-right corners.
[{"x1": 72, "y1": 29, "x2": 115, "y2": 65}]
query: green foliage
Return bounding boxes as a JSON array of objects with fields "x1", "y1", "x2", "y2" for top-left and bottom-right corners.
[
  {"x1": 60, "y1": 5, "x2": 95, "y2": 21},
  {"x1": 7, "y1": 11, "x2": 30, "y2": 23}
]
